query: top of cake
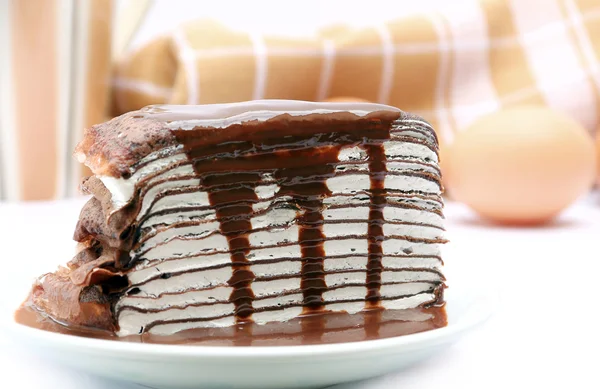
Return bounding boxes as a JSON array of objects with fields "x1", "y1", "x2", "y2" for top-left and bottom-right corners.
[{"x1": 75, "y1": 100, "x2": 434, "y2": 178}]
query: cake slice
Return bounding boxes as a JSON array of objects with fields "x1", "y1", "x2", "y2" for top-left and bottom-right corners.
[{"x1": 28, "y1": 100, "x2": 446, "y2": 336}]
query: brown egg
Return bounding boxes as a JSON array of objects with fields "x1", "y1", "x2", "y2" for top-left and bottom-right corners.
[
  {"x1": 445, "y1": 107, "x2": 596, "y2": 225},
  {"x1": 322, "y1": 97, "x2": 370, "y2": 103}
]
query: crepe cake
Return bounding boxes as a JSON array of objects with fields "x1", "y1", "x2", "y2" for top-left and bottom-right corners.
[{"x1": 27, "y1": 100, "x2": 447, "y2": 337}]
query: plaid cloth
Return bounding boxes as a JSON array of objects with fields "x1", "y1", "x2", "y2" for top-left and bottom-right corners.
[
  {"x1": 2, "y1": 0, "x2": 599, "y2": 200},
  {"x1": 112, "y1": 0, "x2": 600, "y2": 147}
]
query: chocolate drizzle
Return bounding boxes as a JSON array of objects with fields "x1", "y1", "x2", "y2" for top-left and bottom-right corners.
[
  {"x1": 277, "y1": 163, "x2": 336, "y2": 311},
  {"x1": 365, "y1": 142, "x2": 387, "y2": 306},
  {"x1": 297, "y1": 197, "x2": 328, "y2": 309},
  {"x1": 172, "y1": 114, "x2": 401, "y2": 321},
  {"x1": 205, "y1": 173, "x2": 259, "y2": 321}
]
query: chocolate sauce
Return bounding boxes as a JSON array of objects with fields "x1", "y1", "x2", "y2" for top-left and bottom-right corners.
[
  {"x1": 297, "y1": 197, "x2": 328, "y2": 309},
  {"x1": 276, "y1": 162, "x2": 336, "y2": 312},
  {"x1": 15, "y1": 304, "x2": 447, "y2": 346},
  {"x1": 172, "y1": 113, "x2": 400, "y2": 323},
  {"x1": 364, "y1": 142, "x2": 388, "y2": 338},
  {"x1": 205, "y1": 174, "x2": 259, "y2": 321},
  {"x1": 365, "y1": 143, "x2": 388, "y2": 305}
]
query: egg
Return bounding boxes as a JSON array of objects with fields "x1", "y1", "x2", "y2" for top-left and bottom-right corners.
[
  {"x1": 444, "y1": 107, "x2": 596, "y2": 225},
  {"x1": 322, "y1": 97, "x2": 370, "y2": 103}
]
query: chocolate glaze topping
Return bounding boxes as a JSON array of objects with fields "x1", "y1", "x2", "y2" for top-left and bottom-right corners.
[{"x1": 171, "y1": 108, "x2": 402, "y2": 319}]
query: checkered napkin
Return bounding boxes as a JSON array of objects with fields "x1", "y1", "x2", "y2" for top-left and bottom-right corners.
[{"x1": 112, "y1": 0, "x2": 600, "y2": 149}]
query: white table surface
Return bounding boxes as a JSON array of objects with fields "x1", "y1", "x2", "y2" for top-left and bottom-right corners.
[{"x1": 0, "y1": 195, "x2": 599, "y2": 389}]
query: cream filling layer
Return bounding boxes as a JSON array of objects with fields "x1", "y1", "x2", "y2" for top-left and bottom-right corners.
[
  {"x1": 135, "y1": 221, "x2": 443, "y2": 256},
  {"x1": 136, "y1": 236, "x2": 441, "y2": 263},
  {"x1": 99, "y1": 138, "x2": 439, "y2": 210},
  {"x1": 118, "y1": 282, "x2": 437, "y2": 312},
  {"x1": 132, "y1": 290, "x2": 437, "y2": 336},
  {"x1": 127, "y1": 254, "x2": 442, "y2": 287},
  {"x1": 116, "y1": 285, "x2": 438, "y2": 336},
  {"x1": 128, "y1": 267, "x2": 442, "y2": 298},
  {"x1": 134, "y1": 160, "x2": 439, "y2": 220}
]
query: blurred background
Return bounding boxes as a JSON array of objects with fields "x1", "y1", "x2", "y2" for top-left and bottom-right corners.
[{"x1": 0, "y1": 0, "x2": 598, "y2": 226}]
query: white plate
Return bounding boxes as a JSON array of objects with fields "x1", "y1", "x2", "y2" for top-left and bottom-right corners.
[{"x1": 1, "y1": 279, "x2": 494, "y2": 389}]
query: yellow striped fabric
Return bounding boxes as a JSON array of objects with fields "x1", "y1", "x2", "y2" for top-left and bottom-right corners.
[
  {"x1": 1, "y1": 0, "x2": 599, "y2": 200},
  {"x1": 112, "y1": 0, "x2": 600, "y2": 145}
]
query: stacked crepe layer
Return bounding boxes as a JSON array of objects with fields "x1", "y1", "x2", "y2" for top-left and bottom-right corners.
[{"x1": 29, "y1": 101, "x2": 446, "y2": 336}]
